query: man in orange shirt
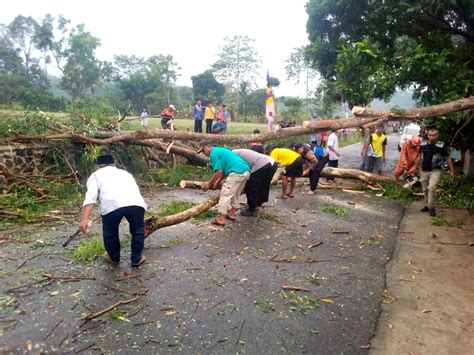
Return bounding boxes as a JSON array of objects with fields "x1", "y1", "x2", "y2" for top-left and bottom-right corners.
[
  {"x1": 160, "y1": 104, "x2": 176, "y2": 130},
  {"x1": 393, "y1": 135, "x2": 421, "y2": 185}
]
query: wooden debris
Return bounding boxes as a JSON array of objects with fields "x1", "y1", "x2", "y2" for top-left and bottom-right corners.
[
  {"x1": 281, "y1": 285, "x2": 311, "y2": 292},
  {"x1": 81, "y1": 296, "x2": 139, "y2": 321},
  {"x1": 308, "y1": 241, "x2": 324, "y2": 249}
]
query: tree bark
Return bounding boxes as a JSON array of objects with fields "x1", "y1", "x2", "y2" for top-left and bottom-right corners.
[
  {"x1": 144, "y1": 194, "x2": 220, "y2": 237},
  {"x1": 352, "y1": 96, "x2": 474, "y2": 118},
  {"x1": 320, "y1": 167, "x2": 393, "y2": 184},
  {"x1": 179, "y1": 180, "x2": 206, "y2": 189}
]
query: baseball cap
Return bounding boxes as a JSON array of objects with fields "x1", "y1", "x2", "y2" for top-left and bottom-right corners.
[
  {"x1": 196, "y1": 139, "x2": 213, "y2": 154},
  {"x1": 169, "y1": 104, "x2": 176, "y2": 110}
]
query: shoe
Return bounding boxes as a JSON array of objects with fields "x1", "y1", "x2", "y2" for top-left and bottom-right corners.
[
  {"x1": 240, "y1": 209, "x2": 257, "y2": 217},
  {"x1": 306, "y1": 190, "x2": 316, "y2": 195},
  {"x1": 420, "y1": 206, "x2": 430, "y2": 212},
  {"x1": 131, "y1": 256, "x2": 146, "y2": 267},
  {"x1": 102, "y1": 252, "x2": 119, "y2": 265},
  {"x1": 429, "y1": 208, "x2": 436, "y2": 217}
]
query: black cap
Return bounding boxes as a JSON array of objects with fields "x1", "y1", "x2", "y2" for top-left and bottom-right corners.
[{"x1": 96, "y1": 154, "x2": 114, "y2": 165}]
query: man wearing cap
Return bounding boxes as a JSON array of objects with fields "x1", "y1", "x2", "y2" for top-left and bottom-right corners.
[
  {"x1": 160, "y1": 104, "x2": 176, "y2": 130},
  {"x1": 233, "y1": 148, "x2": 277, "y2": 216},
  {"x1": 197, "y1": 140, "x2": 250, "y2": 226},
  {"x1": 79, "y1": 155, "x2": 147, "y2": 267}
]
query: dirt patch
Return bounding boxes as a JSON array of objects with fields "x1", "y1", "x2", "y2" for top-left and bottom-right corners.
[{"x1": 370, "y1": 202, "x2": 474, "y2": 354}]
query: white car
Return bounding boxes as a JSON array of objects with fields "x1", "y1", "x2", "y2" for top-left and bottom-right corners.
[{"x1": 398, "y1": 124, "x2": 421, "y2": 151}]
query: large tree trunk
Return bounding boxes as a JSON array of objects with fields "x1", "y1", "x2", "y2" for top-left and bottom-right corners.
[
  {"x1": 144, "y1": 194, "x2": 219, "y2": 238},
  {"x1": 352, "y1": 96, "x2": 474, "y2": 118},
  {"x1": 179, "y1": 180, "x2": 206, "y2": 189}
]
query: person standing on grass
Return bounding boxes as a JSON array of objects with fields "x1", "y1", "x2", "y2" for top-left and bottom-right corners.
[
  {"x1": 204, "y1": 101, "x2": 216, "y2": 134},
  {"x1": 416, "y1": 128, "x2": 455, "y2": 217},
  {"x1": 249, "y1": 129, "x2": 264, "y2": 154},
  {"x1": 233, "y1": 149, "x2": 276, "y2": 217},
  {"x1": 160, "y1": 104, "x2": 176, "y2": 130},
  {"x1": 325, "y1": 128, "x2": 340, "y2": 183},
  {"x1": 193, "y1": 99, "x2": 204, "y2": 133},
  {"x1": 198, "y1": 140, "x2": 250, "y2": 226},
  {"x1": 266, "y1": 147, "x2": 304, "y2": 199},
  {"x1": 79, "y1": 154, "x2": 147, "y2": 267},
  {"x1": 362, "y1": 124, "x2": 387, "y2": 175},
  {"x1": 139, "y1": 108, "x2": 148, "y2": 128}
]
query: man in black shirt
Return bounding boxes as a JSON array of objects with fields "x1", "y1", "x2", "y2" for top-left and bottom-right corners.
[{"x1": 416, "y1": 129, "x2": 455, "y2": 216}]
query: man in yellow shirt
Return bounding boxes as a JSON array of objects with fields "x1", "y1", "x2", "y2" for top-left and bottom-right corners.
[
  {"x1": 362, "y1": 124, "x2": 387, "y2": 175},
  {"x1": 204, "y1": 101, "x2": 216, "y2": 134},
  {"x1": 266, "y1": 147, "x2": 304, "y2": 199}
]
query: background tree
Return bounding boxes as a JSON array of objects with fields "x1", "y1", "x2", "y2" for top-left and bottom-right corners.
[
  {"x1": 33, "y1": 14, "x2": 54, "y2": 76},
  {"x1": 305, "y1": 0, "x2": 474, "y2": 146},
  {"x1": 191, "y1": 70, "x2": 225, "y2": 104},
  {"x1": 212, "y1": 35, "x2": 261, "y2": 91},
  {"x1": 7, "y1": 15, "x2": 38, "y2": 78},
  {"x1": 59, "y1": 24, "x2": 101, "y2": 101}
]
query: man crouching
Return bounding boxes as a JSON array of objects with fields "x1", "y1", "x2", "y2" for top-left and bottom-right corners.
[
  {"x1": 197, "y1": 140, "x2": 250, "y2": 226},
  {"x1": 79, "y1": 154, "x2": 147, "y2": 267}
]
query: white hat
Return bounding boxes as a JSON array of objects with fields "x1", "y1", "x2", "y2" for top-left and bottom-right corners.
[{"x1": 169, "y1": 104, "x2": 176, "y2": 110}]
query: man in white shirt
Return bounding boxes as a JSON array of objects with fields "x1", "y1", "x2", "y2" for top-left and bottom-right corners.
[
  {"x1": 79, "y1": 154, "x2": 148, "y2": 267},
  {"x1": 139, "y1": 108, "x2": 148, "y2": 128},
  {"x1": 326, "y1": 128, "x2": 340, "y2": 183}
]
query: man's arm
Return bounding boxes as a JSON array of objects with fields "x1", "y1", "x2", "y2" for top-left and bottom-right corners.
[
  {"x1": 447, "y1": 157, "x2": 455, "y2": 178},
  {"x1": 79, "y1": 204, "x2": 94, "y2": 233},
  {"x1": 202, "y1": 170, "x2": 224, "y2": 191}
]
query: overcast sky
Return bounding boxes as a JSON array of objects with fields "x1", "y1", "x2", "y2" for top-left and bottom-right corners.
[{"x1": 1, "y1": 0, "x2": 312, "y2": 97}]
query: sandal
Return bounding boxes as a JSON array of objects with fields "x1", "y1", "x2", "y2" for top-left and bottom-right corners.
[
  {"x1": 131, "y1": 255, "x2": 146, "y2": 267},
  {"x1": 212, "y1": 220, "x2": 225, "y2": 226},
  {"x1": 276, "y1": 195, "x2": 288, "y2": 199},
  {"x1": 226, "y1": 215, "x2": 236, "y2": 221},
  {"x1": 286, "y1": 194, "x2": 295, "y2": 198},
  {"x1": 102, "y1": 252, "x2": 119, "y2": 265}
]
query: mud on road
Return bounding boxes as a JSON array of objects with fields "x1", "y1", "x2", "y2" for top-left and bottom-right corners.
[{"x1": 0, "y1": 185, "x2": 404, "y2": 354}]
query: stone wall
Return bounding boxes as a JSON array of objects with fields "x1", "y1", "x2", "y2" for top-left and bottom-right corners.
[{"x1": 0, "y1": 143, "x2": 48, "y2": 175}]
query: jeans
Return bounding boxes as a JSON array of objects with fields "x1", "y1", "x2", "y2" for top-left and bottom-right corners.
[
  {"x1": 101, "y1": 206, "x2": 145, "y2": 265},
  {"x1": 205, "y1": 119, "x2": 213, "y2": 134},
  {"x1": 194, "y1": 119, "x2": 202, "y2": 133}
]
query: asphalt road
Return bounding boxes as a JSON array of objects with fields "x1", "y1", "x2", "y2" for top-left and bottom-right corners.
[{"x1": 0, "y1": 136, "x2": 404, "y2": 354}]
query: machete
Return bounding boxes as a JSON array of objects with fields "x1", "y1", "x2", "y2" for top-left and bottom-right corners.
[{"x1": 62, "y1": 228, "x2": 82, "y2": 248}]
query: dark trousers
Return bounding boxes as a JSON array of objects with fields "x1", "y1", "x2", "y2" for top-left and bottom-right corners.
[
  {"x1": 194, "y1": 119, "x2": 202, "y2": 133},
  {"x1": 309, "y1": 155, "x2": 329, "y2": 190},
  {"x1": 205, "y1": 119, "x2": 213, "y2": 133},
  {"x1": 161, "y1": 117, "x2": 171, "y2": 130},
  {"x1": 101, "y1": 206, "x2": 145, "y2": 265},
  {"x1": 258, "y1": 162, "x2": 278, "y2": 206},
  {"x1": 327, "y1": 159, "x2": 338, "y2": 181},
  {"x1": 245, "y1": 164, "x2": 272, "y2": 211}
]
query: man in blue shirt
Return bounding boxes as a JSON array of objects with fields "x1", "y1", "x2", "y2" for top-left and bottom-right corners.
[
  {"x1": 193, "y1": 99, "x2": 204, "y2": 133},
  {"x1": 197, "y1": 140, "x2": 250, "y2": 226}
]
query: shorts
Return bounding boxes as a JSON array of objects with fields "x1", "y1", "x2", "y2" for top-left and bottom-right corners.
[{"x1": 282, "y1": 157, "x2": 304, "y2": 178}]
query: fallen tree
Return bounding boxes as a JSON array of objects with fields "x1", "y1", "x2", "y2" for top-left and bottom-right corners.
[{"x1": 144, "y1": 194, "x2": 219, "y2": 237}]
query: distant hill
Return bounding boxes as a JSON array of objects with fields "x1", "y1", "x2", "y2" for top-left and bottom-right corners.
[{"x1": 369, "y1": 90, "x2": 416, "y2": 109}]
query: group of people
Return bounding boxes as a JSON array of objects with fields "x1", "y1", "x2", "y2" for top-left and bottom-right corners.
[
  {"x1": 193, "y1": 99, "x2": 230, "y2": 134},
  {"x1": 79, "y1": 118, "x2": 455, "y2": 267}
]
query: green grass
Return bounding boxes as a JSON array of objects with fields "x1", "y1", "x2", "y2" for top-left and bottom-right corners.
[
  {"x1": 72, "y1": 235, "x2": 130, "y2": 261},
  {"x1": 431, "y1": 217, "x2": 463, "y2": 228},
  {"x1": 158, "y1": 200, "x2": 194, "y2": 217},
  {"x1": 339, "y1": 134, "x2": 363, "y2": 148},
  {"x1": 0, "y1": 180, "x2": 83, "y2": 228},
  {"x1": 194, "y1": 209, "x2": 217, "y2": 220},
  {"x1": 306, "y1": 273, "x2": 323, "y2": 286},
  {"x1": 322, "y1": 204, "x2": 348, "y2": 217},
  {"x1": 255, "y1": 298, "x2": 276, "y2": 312},
  {"x1": 437, "y1": 175, "x2": 474, "y2": 210},
  {"x1": 257, "y1": 211, "x2": 279, "y2": 221},
  {"x1": 141, "y1": 164, "x2": 212, "y2": 187},
  {"x1": 168, "y1": 238, "x2": 184, "y2": 246},
  {"x1": 279, "y1": 291, "x2": 319, "y2": 314},
  {"x1": 375, "y1": 183, "x2": 420, "y2": 202}
]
